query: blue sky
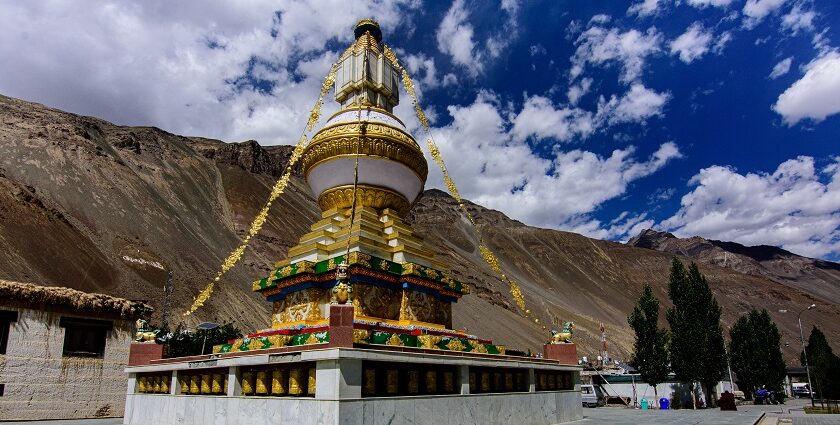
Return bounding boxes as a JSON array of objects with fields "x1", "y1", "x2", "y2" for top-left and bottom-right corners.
[{"x1": 1, "y1": 0, "x2": 839, "y2": 260}]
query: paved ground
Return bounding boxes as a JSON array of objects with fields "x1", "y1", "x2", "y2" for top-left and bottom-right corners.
[
  {"x1": 758, "y1": 400, "x2": 840, "y2": 425},
  {"x1": 579, "y1": 403, "x2": 778, "y2": 425},
  {"x1": 578, "y1": 399, "x2": 840, "y2": 425}
]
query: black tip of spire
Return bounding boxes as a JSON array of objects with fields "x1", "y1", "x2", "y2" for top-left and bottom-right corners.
[{"x1": 354, "y1": 19, "x2": 382, "y2": 42}]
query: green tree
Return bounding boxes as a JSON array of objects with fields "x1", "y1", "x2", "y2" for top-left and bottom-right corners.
[
  {"x1": 628, "y1": 284, "x2": 671, "y2": 407},
  {"x1": 666, "y1": 258, "x2": 728, "y2": 408},
  {"x1": 802, "y1": 326, "x2": 840, "y2": 404},
  {"x1": 729, "y1": 309, "x2": 787, "y2": 399}
]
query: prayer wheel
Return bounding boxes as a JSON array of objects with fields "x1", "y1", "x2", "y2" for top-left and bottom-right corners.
[
  {"x1": 152, "y1": 375, "x2": 161, "y2": 393},
  {"x1": 160, "y1": 375, "x2": 170, "y2": 394},
  {"x1": 480, "y1": 372, "x2": 490, "y2": 392},
  {"x1": 212, "y1": 374, "x2": 223, "y2": 394},
  {"x1": 443, "y1": 371, "x2": 455, "y2": 393},
  {"x1": 307, "y1": 368, "x2": 316, "y2": 395},
  {"x1": 190, "y1": 375, "x2": 200, "y2": 394},
  {"x1": 548, "y1": 374, "x2": 556, "y2": 390},
  {"x1": 288, "y1": 368, "x2": 304, "y2": 395},
  {"x1": 223, "y1": 375, "x2": 228, "y2": 394},
  {"x1": 363, "y1": 369, "x2": 376, "y2": 396},
  {"x1": 407, "y1": 370, "x2": 419, "y2": 394},
  {"x1": 138, "y1": 376, "x2": 148, "y2": 393},
  {"x1": 256, "y1": 371, "x2": 269, "y2": 395},
  {"x1": 201, "y1": 374, "x2": 212, "y2": 394},
  {"x1": 242, "y1": 372, "x2": 255, "y2": 395},
  {"x1": 386, "y1": 369, "x2": 398, "y2": 395},
  {"x1": 178, "y1": 376, "x2": 189, "y2": 394},
  {"x1": 469, "y1": 372, "x2": 476, "y2": 393},
  {"x1": 425, "y1": 370, "x2": 437, "y2": 394},
  {"x1": 516, "y1": 372, "x2": 525, "y2": 391},
  {"x1": 504, "y1": 373, "x2": 513, "y2": 391},
  {"x1": 493, "y1": 372, "x2": 502, "y2": 391},
  {"x1": 271, "y1": 369, "x2": 287, "y2": 395},
  {"x1": 538, "y1": 374, "x2": 547, "y2": 391}
]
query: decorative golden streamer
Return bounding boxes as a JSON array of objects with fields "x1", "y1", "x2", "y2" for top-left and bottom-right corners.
[
  {"x1": 183, "y1": 61, "x2": 340, "y2": 316},
  {"x1": 384, "y1": 45, "x2": 527, "y2": 313}
]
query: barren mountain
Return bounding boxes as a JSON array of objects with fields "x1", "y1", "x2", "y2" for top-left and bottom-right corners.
[
  {"x1": 1, "y1": 94, "x2": 837, "y2": 363},
  {"x1": 628, "y1": 229, "x2": 840, "y2": 305}
]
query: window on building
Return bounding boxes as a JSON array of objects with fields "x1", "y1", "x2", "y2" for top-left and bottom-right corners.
[
  {"x1": 60, "y1": 317, "x2": 112, "y2": 358},
  {"x1": 0, "y1": 310, "x2": 18, "y2": 355}
]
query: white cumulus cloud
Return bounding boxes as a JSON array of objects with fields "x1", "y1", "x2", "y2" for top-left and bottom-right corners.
[
  {"x1": 781, "y1": 3, "x2": 816, "y2": 35},
  {"x1": 627, "y1": 0, "x2": 664, "y2": 17},
  {"x1": 570, "y1": 25, "x2": 663, "y2": 83},
  {"x1": 426, "y1": 92, "x2": 681, "y2": 232},
  {"x1": 670, "y1": 22, "x2": 714, "y2": 63},
  {"x1": 436, "y1": 0, "x2": 480, "y2": 74},
  {"x1": 662, "y1": 156, "x2": 840, "y2": 259},
  {"x1": 769, "y1": 57, "x2": 793, "y2": 79},
  {"x1": 743, "y1": 0, "x2": 788, "y2": 28},
  {"x1": 596, "y1": 83, "x2": 671, "y2": 125},
  {"x1": 773, "y1": 52, "x2": 840, "y2": 125},
  {"x1": 435, "y1": 0, "x2": 518, "y2": 77},
  {"x1": 686, "y1": 0, "x2": 736, "y2": 8}
]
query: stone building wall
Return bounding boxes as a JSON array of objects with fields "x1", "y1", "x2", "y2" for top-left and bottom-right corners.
[{"x1": 0, "y1": 306, "x2": 134, "y2": 420}]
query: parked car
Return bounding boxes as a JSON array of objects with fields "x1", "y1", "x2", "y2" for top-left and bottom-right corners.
[
  {"x1": 792, "y1": 384, "x2": 812, "y2": 399},
  {"x1": 581, "y1": 384, "x2": 605, "y2": 408}
]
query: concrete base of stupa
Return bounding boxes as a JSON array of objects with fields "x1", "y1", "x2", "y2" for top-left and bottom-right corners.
[{"x1": 124, "y1": 345, "x2": 582, "y2": 425}]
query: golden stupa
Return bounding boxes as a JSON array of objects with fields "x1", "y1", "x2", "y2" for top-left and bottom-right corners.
[{"x1": 212, "y1": 19, "x2": 510, "y2": 356}]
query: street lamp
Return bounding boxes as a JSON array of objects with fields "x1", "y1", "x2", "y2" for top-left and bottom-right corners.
[
  {"x1": 782, "y1": 304, "x2": 817, "y2": 406},
  {"x1": 798, "y1": 304, "x2": 816, "y2": 407}
]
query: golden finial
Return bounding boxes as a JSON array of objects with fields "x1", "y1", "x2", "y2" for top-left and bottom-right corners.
[{"x1": 355, "y1": 18, "x2": 382, "y2": 42}]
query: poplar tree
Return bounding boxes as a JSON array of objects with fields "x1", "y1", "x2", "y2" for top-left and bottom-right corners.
[
  {"x1": 729, "y1": 309, "x2": 787, "y2": 398},
  {"x1": 628, "y1": 284, "x2": 670, "y2": 407},
  {"x1": 666, "y1": 258, "x2": 728, "y2": 408},
  {"x1": 802, "y1": 326, "x2": 840, "y2": 404}
]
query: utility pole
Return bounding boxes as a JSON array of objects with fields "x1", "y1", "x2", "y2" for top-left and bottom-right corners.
[{"x1": 600, "y1": 322, "x2": 609, "y2": 367}]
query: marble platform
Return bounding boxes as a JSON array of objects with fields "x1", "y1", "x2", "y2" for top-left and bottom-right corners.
[{"x1": 124, "y1": 347, "x2": 583, "y2": 425}]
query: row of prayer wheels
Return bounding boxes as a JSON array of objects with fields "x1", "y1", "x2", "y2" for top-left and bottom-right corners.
[
  {"x1": 535, "y1": 371, "x2": 574, "y2": 391},
  {"x1": 469, "y1": 370, "x2": 528, "y2": 393},
  {"x1": 241, "y1": 367, "x2": 315, "y2": 397},
  {"x1": 362, "y1": 366, "x2": 457, "y2": 396},
  {"x1": 137, "y1": 374, "x2": 171, "y2": 394},
  {"x1": 178, "y1": 373, "x2": 228, "y2": 395}
]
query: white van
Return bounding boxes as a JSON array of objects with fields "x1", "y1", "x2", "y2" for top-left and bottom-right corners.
[{"x1": 581, "y1": 384, "x2": 605, "y2": 407}]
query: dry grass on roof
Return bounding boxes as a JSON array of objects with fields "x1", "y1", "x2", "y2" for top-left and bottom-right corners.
[{"x1": 0, "y1": 279, "x2": 152, "y2": 319}]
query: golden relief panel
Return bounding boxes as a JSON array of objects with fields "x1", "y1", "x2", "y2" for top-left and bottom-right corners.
[
  {"x1": 318, "y1": 185, "x2": 411, "y2": 216},
  {"x1": 272, "y1": 288, "x2": 328, "y2": 325},
  {"x1": 399, "y1": 290, "x2": 451, "y2": 325},
  {"x1": 313, "y1": 122, "x2": 416, "y2": 147},
  {"x1": 352, "y1": 283, "x2": 400, "y2": 320},
  {"x1": 301, "y1": 135, "x2": 427, "y2": 179}
]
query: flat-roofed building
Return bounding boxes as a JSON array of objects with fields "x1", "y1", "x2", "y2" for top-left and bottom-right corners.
[{"x1": 0, "y1": 279, "x2": 150, "y2": 420}]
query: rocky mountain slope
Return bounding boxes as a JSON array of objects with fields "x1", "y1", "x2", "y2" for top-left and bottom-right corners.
[
  {"x1": 628, "y1": 229, "x2": 840, "y2": 305},
  {"x1": 1, "y1": 94, "x2": 837, "y2": 362}
]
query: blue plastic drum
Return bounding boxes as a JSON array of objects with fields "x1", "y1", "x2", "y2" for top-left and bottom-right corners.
[{"x1": 659, "y1": 398, "x2": 670, "y2": 410}]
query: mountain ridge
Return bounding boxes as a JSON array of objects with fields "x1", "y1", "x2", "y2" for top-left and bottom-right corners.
[{"x1": 1, "y1": 94, "x2": 837, "y2": 361}]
